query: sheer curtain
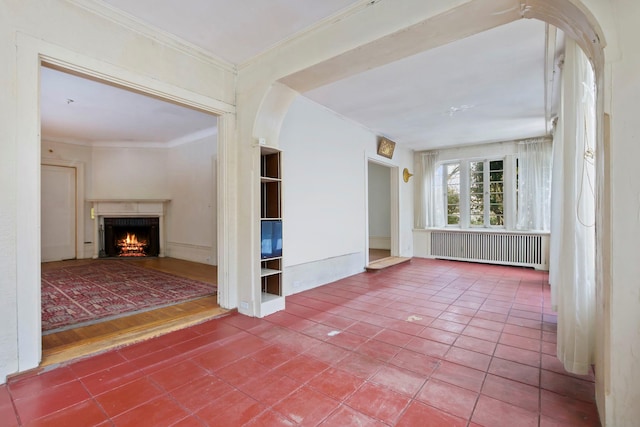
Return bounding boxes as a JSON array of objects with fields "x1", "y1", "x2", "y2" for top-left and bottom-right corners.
[
  {"x1": 516, "y1": 139, "x2": 552, "y2": 230},
  {"x1": 549, "y1": 38, "x2": 596, "y2": 375},
  {"x1": 417, "y1": 152, "x2": 444, "y2": 228}
]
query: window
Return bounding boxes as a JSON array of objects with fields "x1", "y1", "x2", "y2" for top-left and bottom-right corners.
[
  {"x1": 469, "y1": 160, "x2": 504, "y2": 227},
  {"x1": 437, "y1": 158, "x2": 506, "y2": 228},
  {"x1": 445, "y1": 163, "x2": 460, "y2": 225}
]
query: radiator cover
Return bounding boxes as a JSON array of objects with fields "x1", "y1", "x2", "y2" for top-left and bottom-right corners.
[{"x1": 429, "y1": 230, "x2": 549, "y2": 270}]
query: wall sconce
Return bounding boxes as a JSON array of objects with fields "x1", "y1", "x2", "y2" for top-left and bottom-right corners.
[{"x1": 403, "y1": 168, "x2": 413, "y2": 183}]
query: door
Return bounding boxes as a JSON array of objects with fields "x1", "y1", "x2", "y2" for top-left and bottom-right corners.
[
  {"x1": 41, "y1": 164, "x2": 76, "y2": 262},
  {"x1": 368, "y1": 161, "x2": 392, "y2": 261}
]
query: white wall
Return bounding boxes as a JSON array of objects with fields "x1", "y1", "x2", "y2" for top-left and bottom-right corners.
[
  {"x1": 91, "y1": 147, "x2": 168, "y2": 199},
  {"x1": 368, "y1": 161, "x2": 391, "y2": 249},
  {"x1": 279, "y1": 96, "x2": 413, "y2": 293},
  {"x1": 167, "y1": 135, "x2": 218, "y2": 265},
  {"x1": 605, "y1": 0, "x2": 640, "y2": 424}
]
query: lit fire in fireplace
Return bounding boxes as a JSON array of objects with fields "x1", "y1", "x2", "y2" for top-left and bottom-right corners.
[{"x1": 117, "y1": 232, "x2": 148, "y2": 257}]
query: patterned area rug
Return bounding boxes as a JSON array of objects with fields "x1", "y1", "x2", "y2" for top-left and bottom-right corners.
[{"x1": 41, "y1": 261, "x2": 216, "y2": 332}]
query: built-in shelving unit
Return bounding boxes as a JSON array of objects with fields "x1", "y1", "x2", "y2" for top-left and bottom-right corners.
[{"x1": 259, "y1": 146, "x2": 285, "y2": 316}]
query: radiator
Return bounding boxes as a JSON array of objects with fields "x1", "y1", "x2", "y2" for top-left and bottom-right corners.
[{"x1": 429, "y1": 230, "x2": 549, "y2": 270}]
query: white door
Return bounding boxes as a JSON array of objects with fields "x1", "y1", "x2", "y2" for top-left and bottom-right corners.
[{"x1": 41, "y1": 165, "x2": 76, "y2": 262}]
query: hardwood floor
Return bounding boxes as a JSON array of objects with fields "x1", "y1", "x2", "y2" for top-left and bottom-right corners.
[{"x1": 41, "y1": 257, "x2": 229, "y2": 367}]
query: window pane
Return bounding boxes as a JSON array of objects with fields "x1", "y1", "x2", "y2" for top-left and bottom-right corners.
[
  {"x1": 446, "y1": 164, "x2": 460, "y2": 225},
  {"x1": 469, "y1": 161, "x2": 484, "y2": 227},
  {"x1": 489, "y1": 160, "x2": 504, "y2": 227}
]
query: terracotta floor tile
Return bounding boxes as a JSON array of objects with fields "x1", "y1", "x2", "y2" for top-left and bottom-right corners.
[
  {"x1": 196, "y1": 389, "x2": 265, "y2": 426},
  {"x1": 541, "y1": 341, "x2": 557, "y2": 355},
  {"x1": 14, "y1": 380, "x2": 91, "y2": 424},
  {"x1": 462, "y1": 325, "x2": 502, "y2": 342},
  {"x1": 214, "y1": 357, "x2": 269, "y2": 388},
  {"x1": 369, "y1": 364, "x2": 427, "y2": 397},
  {"x1": 445, "y1": 346, "x2": 492, "y2": 372},
  {"x1": 8, "y1": 366, "x2": 77, "y2": 401},
  {"x1": 454, "y1": 335, "x2": 497, "y2": 355},
  {"x1": 494, "y1": 344, "x2": 541, "y2": 367},
  {"x1": 503, "y1": 323, "x2": 543, "y2": 340},
  {"x1": 416, "y1": 378, "x2": 478, "y2": 420},
  {"x1": 481, "y1": 374, "x2": 540, "y2": 413},
  {"x1": 541, "y1": 369, "x2": 596, "y2": 402},
  {"x1": 385, "y1": 319, "x2": 428, "y2": 335},
  {"x1": 69, "y1": 351, "x2": 128, "y2": 378},
  {"x1": 306, "y1": 368, "x2": 362, "y2": 401},
  {"x1": 474, "y1": 310, "x2": 509, "y2": 323},
  {"x1": 112, "y1": 395, "x2": 189, "y2": 427},
  {"x1": 405, "y1": 337, "x2": 450, "y2": 358},
  {"x1": 275, "y1": 354, "x2": 329, "y2": 383},
  {"x1": 431, "y1": 361, "x2": 486, "y2": 393},
  {"x1": 303, "y1": 342, "x2": 350, "y2": 365},
  {"x1": 95, "y1": 377, "x2": 162, "y2": 418},
  {"x1": 168, "y1": 416, "x2": 206, "y2": 427},
  {"x1": 438, "y1": 312, "x2": 473, "y2": 325},
  {"x1": 345, "y1": 382, "x2": 410, "y2": 425},
  {"x1": 499, "y1": 333, "x2": 541, "y2": 352},
  {"x1": 468, "y1": 317, "x2": 505, "y2": 332},
  {"x1": 224, "y1": 333, "x2": 271, "y2": 356},
  {"x1": 326, "y1": 331, "x2": 369, "y2": 350},
  {"x1": 429, "y1": 319, "x2": 467, "y2": 334},
  {"x1": 355, "y1": 339, "x2": 401, "y2": 362},
  {"x1": 245, "y1": 410, "x2": 297, "y2": 426},
  {"x1": 302, "y1": 322, "x2": 339, "y2": 340},
  {"x1": 334, "y1": 352, "x2": 382, "y2": 379},
  {"x1": 272, "y1": 331, "x2": 323, "y2": 354},
  {"x1": 344, "y1": 321, "x2": 384, "y2": 338},
  {"x1": 250, "y1": 344, "x2": 300, "y2": 370},
  {"x1": 239, "y1": 372, "x2": 301, "y2": 407},
  {"x1": 319, "y1": 404, "x2": 386, "y2": 426},
  {"x1": 24, "y1": 398, "x2": 108, "y2": 427},
  {"x1": 418, "y1": 327, "x2": 459, "y2": 345},
  {"x1": 471, "y1": 395, "x2": 539, "y2": 427},
  {"x1": 389, "y1": 349, "x2": 439, "y2": 377},
  {"x1": 169, "y1": 374, "x2": 234, "y2": 413},
  {"x1": 373, "y1": 329, "x2": 414, "y2": 347},
  {"x1": 540, "y1": 390, "x2": 601, "y2": 426},
  {"x1": 79, "y1": 361, "x2": 147, "y2": 396},
  {"x1": 273, "y1": 386, "x2": 340, "y2": 426},
  {"x1": 191, "y1": 346, "x2": 238, "y2": 372},
  {"x1": 148, "y1": 359, "x2": 208, "y2": 392},
  {"x1": 396, "y1": 400, "x2": 467, "y2": 427}
]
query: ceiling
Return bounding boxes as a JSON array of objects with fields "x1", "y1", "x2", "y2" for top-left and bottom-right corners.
[{"x1": 40, "y1": 1, "x2": 558, "y2": 151}]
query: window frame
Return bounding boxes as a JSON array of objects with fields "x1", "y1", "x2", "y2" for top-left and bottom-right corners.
[{"x1": 437, "y1": 157, "x2": 508, "y2": 229}]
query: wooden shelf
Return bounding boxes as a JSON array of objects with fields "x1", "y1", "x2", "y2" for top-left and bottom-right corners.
[
  {"x1": 261, "y1": 268, "x2": 281, "y2": 277},
  {"x1": 259, "y1": 146, "x2": 284, "y2": 317}
]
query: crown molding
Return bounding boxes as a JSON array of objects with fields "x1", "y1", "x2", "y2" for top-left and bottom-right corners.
[
  {"x1": 64, "y1": 0, "x2": 236, "y2": 74},
  {"x1": 238, "y1": 0, "x2": 377, "y2": 71}
]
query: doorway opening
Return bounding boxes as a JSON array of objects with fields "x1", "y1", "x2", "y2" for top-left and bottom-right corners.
[{"x1": 39, "y1": 64, "x2": 225, "y2": 363}]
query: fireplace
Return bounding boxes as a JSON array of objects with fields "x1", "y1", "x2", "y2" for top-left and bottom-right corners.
[
  {"x1": 103, "y1": 217, "x2": 159, "y2": 257},
  {"x1": 90, "y1": 199, "x2": 169, "y2": 259}
]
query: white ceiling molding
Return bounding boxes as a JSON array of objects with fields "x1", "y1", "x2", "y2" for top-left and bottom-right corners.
[{"x1": 64, "y1": 0, "x2": 236, "y2": 73}]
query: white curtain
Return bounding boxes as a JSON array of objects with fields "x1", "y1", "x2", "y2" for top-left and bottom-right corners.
[
  {"x1": 417, "y1": 152, "x2": 444, "y2": 228},
  {"x1": 549, "y1": 38, "x2": 596, "y2": 375},
  {"x1": 516, "y1": 139, "x2": 552, "y2": 230}
]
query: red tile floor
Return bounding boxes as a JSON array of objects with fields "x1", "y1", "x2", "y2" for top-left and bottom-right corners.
[{"x1": 1, "y1": 259, "x2": 601, "y2": 426}]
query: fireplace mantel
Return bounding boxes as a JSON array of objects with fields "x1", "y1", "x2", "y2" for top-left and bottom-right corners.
[{"x1": 89, "y1": 199, "x2": 171, "y2": 258}]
